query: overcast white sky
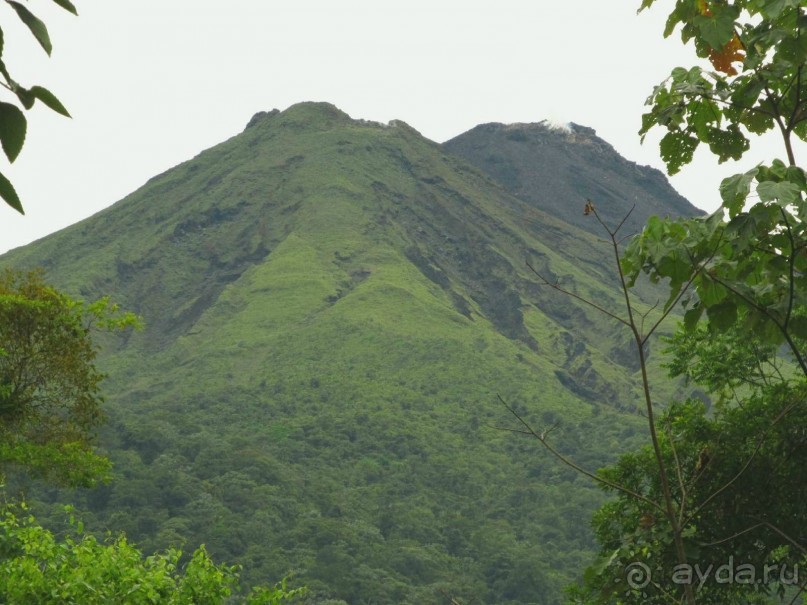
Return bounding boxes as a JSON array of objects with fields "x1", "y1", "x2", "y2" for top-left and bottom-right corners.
[{"x1": 0, "y1": 0, "x2": 799, "y2": 254}]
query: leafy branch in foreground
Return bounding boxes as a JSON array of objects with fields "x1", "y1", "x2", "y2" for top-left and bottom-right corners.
[
  {"x1": 554, "y1": 1, "x2": 807, "y2": 604},
  {"x1": 0, "y1": 0, "x2": 76, "y2": 213},
  {"x1": 0, "y1": 502, "x2": 307, "y2": 604},
  {"x1": 639, "y1": 0, "x2": 807, "y2": 173}
]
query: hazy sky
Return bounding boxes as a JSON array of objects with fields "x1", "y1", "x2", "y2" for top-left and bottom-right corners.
[{"x1": 0, "y1": 0, "x2": 799, "y2": 254}]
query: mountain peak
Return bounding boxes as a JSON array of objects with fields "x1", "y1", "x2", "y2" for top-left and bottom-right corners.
[
  {"x1": 244, "y1": 109, "x2": 280, "y2": 130},
  {"x1": 444, "y1": 119, "x2": 702, "y2": 237},
  {"x1": 461, "y1": 120, "x2": 611, "y2": 152},
  {"x1": 242, "y1": 101, "x2": 354, "y2": 134}
]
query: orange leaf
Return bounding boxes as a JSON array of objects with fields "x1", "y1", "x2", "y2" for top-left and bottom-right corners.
[{"x1": 709, "y1": 34, "x2": 744, "y2": 75}]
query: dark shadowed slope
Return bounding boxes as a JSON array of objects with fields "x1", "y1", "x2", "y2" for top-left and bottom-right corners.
[{"x1": 444, "y1": 121, "x2": 703, "y2": 238}]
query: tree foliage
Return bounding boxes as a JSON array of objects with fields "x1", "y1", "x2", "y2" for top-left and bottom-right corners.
[
  {"x1": 639, "y1": 0, "x2": 807, "y2": 173},
  {"x1": 0, "y1": 502, "x2": 306, "y2": 604},
  {"x1": 0, "y1": 0, "x2": 74, "y2": 213},
  {"x1": 567, "y1": 334, "x2": 807, "y2": 604},
  {"x1": 561, "y1": 1, "x2": 807, "y2": 604},
  {"x1": 0, "y1": 269, "x2": 138, "y2": 487}
]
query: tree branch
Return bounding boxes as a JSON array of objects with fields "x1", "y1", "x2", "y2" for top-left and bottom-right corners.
[
  {"x1": 495, "y1": 394, "x2": 666, "y2": 515},
  {"x1": 525, "y1": 261, "x2": 630, "y2": 327}
]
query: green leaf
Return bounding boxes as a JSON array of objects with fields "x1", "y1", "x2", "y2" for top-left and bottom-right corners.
[
  {"x1": 584, "y1": 549, "x2": 620, "y2": 584},
  {"x1": 775, "y1": 33, "x2": 807, "y2": 65},
  {"x1": 671, "y1": 66, "x2": 689, "y2": 82},
  {"x1": 785, "y1": 166, "x2": 807, "y2": 187},
  {"x1": 743, "y1": 108, "x2": 775, "y2": 135},
  {"x1": 793, "y1": 119, "x2": 807, "y2": 142},
  {"x1": 0, "y1": 169, "x2": 23, "y2": 213},
  {"x1": 688, "y1": 99, "x2": 721, "y2": 140},
  {"x1": 0, "y1": 101, "x2": 27, "y2": 162},
  {"x1": 659, "y1": 131, "x2": 699, "y2": 174},
  {"x1": 50, "y1": 0, "x2": 78, "y2": 15},
  {"x1": 768, "y1": 159, "x2": 788, "y2": 179},
  {"x1": 7, "y1": 2, "x2": 52, "y2": 55},
  {"x1": 683, "y1": 305, "x2": 704, "y2": 331},
  {"x1": 746, "y1": 314, "x2": 783, "y2": 345},
  {"x1": 29, "y1": 86, "x2": 70, "y2": 117},
  {"x1": 705, "y1": 124, "x2": 749, "y2": 163},
  {"x1": 759, "y1": 0, "x2": 800, "y2": 19},
  {"x1": 637, "y1": 0, "x2": 656, "y2": 14},
  {"x1": 693, "y1": 9, "x2": 739, "y2": 50},
  {"x1": 789, "y1": 315, "x2": 807, "y2": 338},
  {"x1": 706, "y1": 301, "x2": 737, "y2": 330},
  {"x1": 698, "y1": 275, "x2": 728, "y2": 306},
  {"x1": 730, "y1": 76, "x2": 765, "y2": 113},
  {"x1": 720, "y1": 169, "x2": 758, "y2": 217},
  {"x1": 756, "y1": 180, "x2": 801, "y2": 205},
  {"x1": 664, "y1": 1, "x2": 698, "y2": 39}
]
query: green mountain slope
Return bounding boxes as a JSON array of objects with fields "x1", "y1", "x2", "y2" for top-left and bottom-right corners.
[{"x1": 1, "y1": 102, "x2": 689, "y2": 604}]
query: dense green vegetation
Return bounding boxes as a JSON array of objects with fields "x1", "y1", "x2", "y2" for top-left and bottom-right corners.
[
  {"x1": 0, "y1": 270, "x2": 302, "y2": 603},
  {"x1": 0, "y1": 502, "x2": 305, "y2": 603},
  {"x1": 0, "y1": 102, "x2": 701, "y2": 603}
]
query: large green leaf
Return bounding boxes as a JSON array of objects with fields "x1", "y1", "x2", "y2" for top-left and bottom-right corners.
[
  {"x1": 659, "y1": 131, "x2": 699, "y2": 175},
  {"x1": 756, "y1": 180, "x2": 801, "y2": 205},
  {"x1": 730, "y1": 75, "x2": 765, "y2": 108},
  {"x1": 759, "y1": 0, "x2": 800, "y2": 19},
  {"x1": 7, "y1": 2, "x2": 52, "y2": 55},
  {"x1": 0, "y1": 101, "x2": 26, "y2": 162},
  {"x1": 688, "y1": 99, "x2": 720, "y2": 140},
  {"x1": 705, "y1": 300, "x2": 737, "y2": 331},
  {"x1": 705, "y1": 124, "x2": 749, "y2": 163},
  {"x1": 683, "y1": 304, "x2": 704, "y2": 331},
  {"x1": 742, "y1": 108, "x2": 775, "y2": 135},
  {"x1": 0, "y1": 169, "x2": 23, "y2": 214},
  {"x1": 719, "y1": 169, "x2": 758, "y2": 217},
  {"x1": 698, "y1": 274, "x2": 728, "y2": 306},
  {"x1": 693, "y1": 8, "x2": 739, "y2": 49},
  {"x1": 793, "y1": 119, "x2": 807, "y2": 142}
]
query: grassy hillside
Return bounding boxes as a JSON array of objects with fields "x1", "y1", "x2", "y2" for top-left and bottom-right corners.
[{"x1": 1, "y1": 102, "x2": 688, "y2": 604}]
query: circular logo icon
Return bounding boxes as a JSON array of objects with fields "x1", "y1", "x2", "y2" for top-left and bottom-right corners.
[{"x1": 626, "y1": 562, "x2": 651, "y2": 589}]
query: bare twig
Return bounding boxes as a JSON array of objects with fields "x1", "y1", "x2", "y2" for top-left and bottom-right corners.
[
  {"x1": 665, "y1": 422, "x2": 688, "y2": 527},
  {"x1": 495, "y1": 394, "x2": 666, "y2": 515},
  {"x1": 525, "y1": 261, "x2": 630, "y2": 327}
]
